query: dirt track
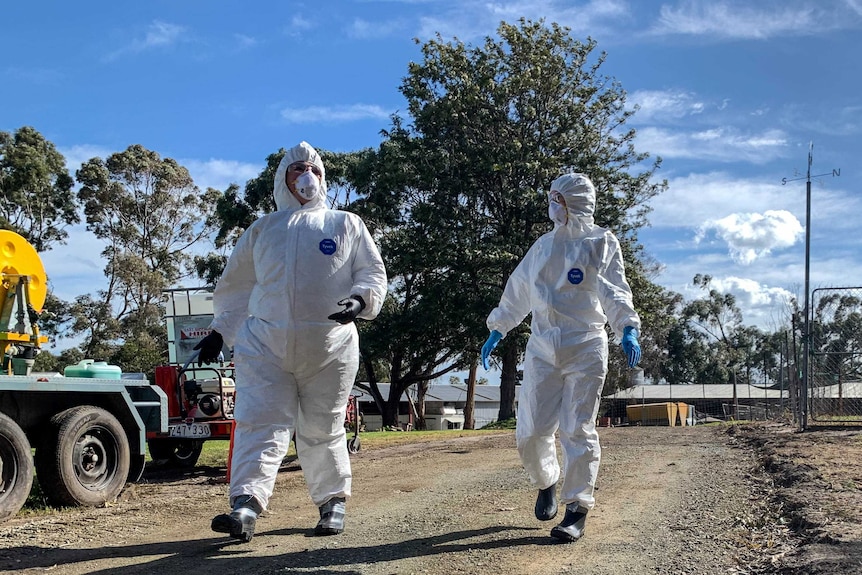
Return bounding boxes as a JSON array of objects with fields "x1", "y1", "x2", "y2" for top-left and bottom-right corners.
[{"x1": 0, "y1": 424, "x2": 860, "y2": 574}]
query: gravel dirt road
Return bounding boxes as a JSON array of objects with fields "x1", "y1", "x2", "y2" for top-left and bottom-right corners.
[{"x1": 0, "y1": 423, "x2": 860, "y2": 575}]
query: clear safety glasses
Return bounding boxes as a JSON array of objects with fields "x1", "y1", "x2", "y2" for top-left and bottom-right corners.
[{"x1": 288, "y1": 162, "x2": 322, "y2": 177}]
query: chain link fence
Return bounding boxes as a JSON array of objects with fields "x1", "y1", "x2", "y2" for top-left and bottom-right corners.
[{"x1": 808, "y1": 287, "x2": 862, "y2": 424}]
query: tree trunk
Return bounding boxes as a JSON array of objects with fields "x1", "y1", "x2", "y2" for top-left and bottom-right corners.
[
  {"x1": 416, "y1": 381, "x2": 428, "y2": 430},
  {"x1": 382, "y1": 383, "x2": 406, "y2": 428},
  {"x1": 464, "y1": 363, "x2": 477, "y2": 429},
  {"x1": 497, "y1": 344, "x2": 518, "y2": 421}
]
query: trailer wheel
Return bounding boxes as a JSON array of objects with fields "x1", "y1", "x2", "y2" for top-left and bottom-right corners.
[
  {"x1": 147, "y1": 439, "x2": 203, "y2": 469},
  {"x1": 35, "y1": 406, "x2": 130, "y2": 508},
  {"x1": 0, "y1": 412, "x2": 34, "y2": 522}
]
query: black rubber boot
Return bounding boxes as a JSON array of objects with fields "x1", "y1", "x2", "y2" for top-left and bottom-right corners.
[
  {"x1": 550, "y1": 504, "x2": 588, "y2": 542},
  {"x1": 534, "y1": 485, "x2": 558, "y2": 521},
  {"x1": 314, "y1": 497, "x2": 346, "y2": 536},
  {"x1": 212, "y1": 495, "x2": 262, "y2": 543}
]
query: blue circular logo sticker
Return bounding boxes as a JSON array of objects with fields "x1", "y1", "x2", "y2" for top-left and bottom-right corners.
[
  {"x1": 568, "y1": 268, "x2": 584, "y2": 284},
  {"x1": 319, "y1": 239, "x2": 337, "y2": 255}
]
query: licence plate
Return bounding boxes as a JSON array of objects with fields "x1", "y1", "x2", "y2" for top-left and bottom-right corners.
[{"x1": 169, "y1": 423, "x2": 211, "y2": 438}]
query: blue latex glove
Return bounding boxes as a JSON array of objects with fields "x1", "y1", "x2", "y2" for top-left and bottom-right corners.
[
  {"x1": 621, "y1": 326, "x2": 641, "y2": 368},
  {"x1": 481, "y1": 330, "x2": 503, "y2": 370}
]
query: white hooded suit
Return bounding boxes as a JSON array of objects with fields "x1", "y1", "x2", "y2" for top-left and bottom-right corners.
[
  {"x1": 486, "y1": 173, "x2": 640, "y2": 510},
  {"x1": 210, "y1": 142, "x2": 387, "y2": 509}
]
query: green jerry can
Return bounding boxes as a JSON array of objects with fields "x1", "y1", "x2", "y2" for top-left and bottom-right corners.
[{"x1": 64, "y1": 359, "x2": 122, "y2": 379}]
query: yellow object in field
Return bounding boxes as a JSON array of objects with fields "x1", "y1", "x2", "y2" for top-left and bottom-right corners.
[
  {"x1": 0, "y1": 230, "x2": 48, "y2": 312},
  {"x1": 0, "y1": 230, "x2": 49, "y2": 361}
]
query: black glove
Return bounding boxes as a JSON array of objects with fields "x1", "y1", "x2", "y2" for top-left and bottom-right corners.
[
  {"x1": 327, "y1": 295, "x2": 366, "y2": 325},
  {"x1": 193, "y1": 330, "x2": 224, "y2": 366}
]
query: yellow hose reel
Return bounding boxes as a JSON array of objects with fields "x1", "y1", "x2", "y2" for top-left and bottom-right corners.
[
  {"x1": 0, "y1": 230, "x2": 49, "y2": 356},
  {"x1": 0, "y1": 230, "x2": 48, "y2": 311}
]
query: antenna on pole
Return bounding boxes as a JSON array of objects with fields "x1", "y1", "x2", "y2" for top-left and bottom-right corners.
[{"x1": 782, "y1": 142, "x2": 840, "y2": 431}]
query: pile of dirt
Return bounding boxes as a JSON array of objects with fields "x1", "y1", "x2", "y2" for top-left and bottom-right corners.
[{"x1": 732, "y1": 423, "x2": 862, "y2": 575}]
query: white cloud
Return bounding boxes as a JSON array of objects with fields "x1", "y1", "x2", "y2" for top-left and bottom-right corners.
[
  {"x1": 180, "y1": 158, "x2": 262, "y2": 193},
  {"x1": 60, "y1": 144, "x2": 112, "y2": 173},
  {"x1": 696, "y1": 210, "x2": 803, "y2": 264},
  {"x1": 628, "y1": 89, "x2": 706, "y2": 122},
  {"x1": 416, "y1": 0, "x2": 632, "y2": 41},
  {"x1": 233, "y1": 33, "x2": 258, "y2": 49},
  {"x1": 708, "y1": 276, "x2": 795, "y2": 328},
  {"x1": 284, "y1": 16, "x2": 314, "y2": 36},
  {"x1": 648, "y1": 172, "x2": 796, "y2": 227},
  {"x1": 104, "y1": 21, "x2": 188, "y2": 61},
  {"x1": 143, "y1": 21, "x2": 185, "y2": 47},
  {"x1": 781, "y1": 103, "x2": 862, "y2": 137},
  {"x1": 636, "y1": 126, "x2": 789, "y2": 163},
  {"x1": 654, "y1": 258, "x2": 797, "y2": 329},
  {"x1": 280, "y1": 104, "x2": 392, "y2": 123},
  {"x1": 41, "y1": 223, "x2": 107, "y2": 299},
  {"x1": 651, "y1": 1, "x2": 821, "y2": 39},
  {"x1": 347, "y1": 18, "x2": 407, "y2": 39}
]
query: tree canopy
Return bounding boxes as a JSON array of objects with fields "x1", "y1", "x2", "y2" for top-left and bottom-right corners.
[
  {"x1": 307, "y1": 19, "x2": 668, "y2": 425},
  {"x1": 68, "y1": 144, "x2": 219, "y2": 369},
  {"x1": 0, "y1": 126, "x2": 78, "y2": 251}
]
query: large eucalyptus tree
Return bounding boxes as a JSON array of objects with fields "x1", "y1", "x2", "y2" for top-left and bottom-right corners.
[
  {"x1": 73, "y1": 144, "x2": 219, "y2": 370},
  {"x1": 0, "y1": 126, "x2": 78, "y2": 251},
  {"x1": 361, "y1": 19, "x2": 666, "y2": 422}
]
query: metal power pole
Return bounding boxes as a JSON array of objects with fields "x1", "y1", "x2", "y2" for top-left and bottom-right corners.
[{"x1": 782, "y1": 142, "x2": 840, "y2": 430}]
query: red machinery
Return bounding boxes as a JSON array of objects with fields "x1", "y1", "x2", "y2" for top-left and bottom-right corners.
[
  {"x1": 146, "y1": 289, "x2": 236, "y2": 468},
  {"x1": 147, "y1": 287, "x2": 362, "y2": 469}
]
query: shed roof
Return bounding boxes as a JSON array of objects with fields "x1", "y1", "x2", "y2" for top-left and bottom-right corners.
[
  {"x1": 606, "y1": 384, "x2": 785, "y2": 401},
  {"x1": 606, "y1": 382, "x2": 862, "y2": 400}
]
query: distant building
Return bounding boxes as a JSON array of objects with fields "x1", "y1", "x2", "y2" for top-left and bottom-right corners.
[
  {"x1": 603, "y1": 383, "x2": 797, "y2": 423},
  {"x1": 351, "y1": 383, "x2": 520, "y2": 431}
]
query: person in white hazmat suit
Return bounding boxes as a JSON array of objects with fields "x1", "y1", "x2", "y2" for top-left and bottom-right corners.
[
  {"x1": 195, "y1": 141, "x2": 387, "y2": 543},
  {"x1": 481, "y1": 173, "x2": 641, "y2": 543}
]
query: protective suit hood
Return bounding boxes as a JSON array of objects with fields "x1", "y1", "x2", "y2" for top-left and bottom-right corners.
[
  {"x1": 550, "y1": 173, "x2": 596, "y2": 233},
  {"x1": 274, "y1": 141, "x2": 327, "y2": 211}
]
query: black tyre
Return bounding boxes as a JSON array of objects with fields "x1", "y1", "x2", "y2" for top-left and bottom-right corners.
[
  {"x1": 34, "y1": 406, "x2": 130, "y2": 507},
  {"x1": 147, "y1": 439, "x2": 203, "y2": 469},
  {"x1": 0, "y1": 412, "x2": 34, "y2": 522},
  {"x1": 347, "y1": 435, "x2": 361, "y2": 454}
]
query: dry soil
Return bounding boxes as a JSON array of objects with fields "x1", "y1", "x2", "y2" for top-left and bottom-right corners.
[{"x1": 0, "y1": 422, "x2": 861, "y2": 575}]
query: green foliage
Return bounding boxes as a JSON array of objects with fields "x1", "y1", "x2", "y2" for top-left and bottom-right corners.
[
  {"x1": 810, "y1": 293, "x2": 862, "y2": 385},
  {"x1": 0, "y1": 126, "x2": 79, "y2": 251},
  {"x1": 352, "y1": 19, "x2": 667, "y2": 424},
  {"x1": 480, "y1": 418, "x2": 517, "y2": 430},
  {"x1": 675, "y1": 274, "x2": 788, "y2": 387},
  {"x1": 67, "y1": 144, "x2": 218, "y2": 375}
]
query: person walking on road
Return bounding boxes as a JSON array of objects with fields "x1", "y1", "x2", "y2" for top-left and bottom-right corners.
[
  {"x1": 196, "y1": 141, "x2": 388, "y2": 542},
  {"x1": 481, "y1": 172, "x2": 641, "y2": 543}
]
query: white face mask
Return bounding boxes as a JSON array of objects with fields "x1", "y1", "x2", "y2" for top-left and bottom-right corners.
[
  {"x1": 295, "y1": 172, "x2": 319, "y2": 200},
  {"x1": 548, "y1": 199, "x2": 568, "y2": 226}
]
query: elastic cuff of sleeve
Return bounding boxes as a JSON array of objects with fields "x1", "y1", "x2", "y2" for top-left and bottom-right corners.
[{"x1": 352, "y1": 295, "x2": 367, "y2": 311}]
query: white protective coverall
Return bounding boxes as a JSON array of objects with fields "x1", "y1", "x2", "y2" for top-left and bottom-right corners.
[
  {"x1": 210, "y1": 141, "x2": 387, "y2": 509},
  {"x1": 486, "y1": 173, "x2": 640, "y2": 510}
]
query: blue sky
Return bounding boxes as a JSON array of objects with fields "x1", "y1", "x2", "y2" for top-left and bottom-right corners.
[{"x1": 2, "y1": 0, "x2": 861, "y2": 357}]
